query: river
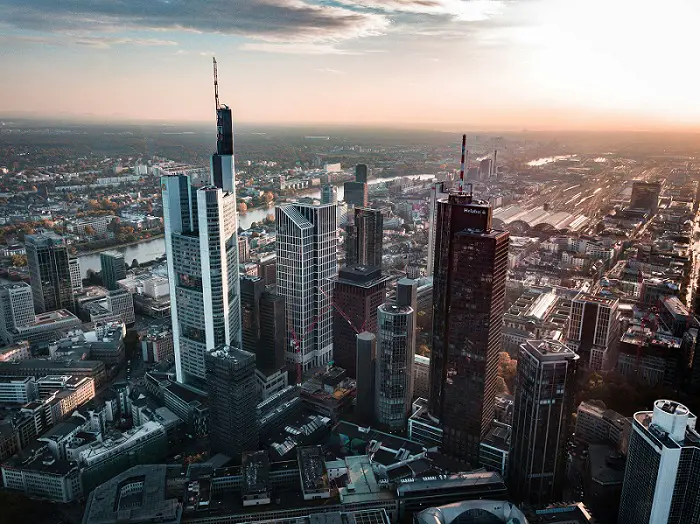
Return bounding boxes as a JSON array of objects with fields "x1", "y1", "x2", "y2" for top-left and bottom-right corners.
[{"x1": 78, "y1": 173, "x2": 437, "y2": 277}]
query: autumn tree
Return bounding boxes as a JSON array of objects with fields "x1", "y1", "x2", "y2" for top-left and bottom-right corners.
[{"x1": 498, "y1": 352, "x2": 518, "y2": 393}]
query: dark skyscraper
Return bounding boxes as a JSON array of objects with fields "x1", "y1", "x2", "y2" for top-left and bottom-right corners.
[
  {"x1": 509, "y1": 339, "x2": 579, "y2": 505},
  {"x1": 26, "y1": 233, "x2": 75, "y2": 313},
  {"x1": 355, "y1": 331, "x2": 376, "y2": 424},
  {"x1": 630, "y1": 181, "x2": 661, "y2": 215},
  {"x1": 240, "y1": 276, "x2": 287, "y2": 399},
  {"x1": 428, "y1": 191, "x2": 509, "y2": 463},
  {"x1": 344, "y1": 164, "x2": 369, "y2": 208},
  {"x1": 100, "y1": 250, "x2": 126, "y2": 291},
  {"x1": 205, "y1": 346, "x2": 259, "y2": 457},
  {"x1": 346, "y1": 208, "x2": 383, "y2": 269},
  {"x1": 331, "y1": 266, "x2": 388, "y2": 376}
]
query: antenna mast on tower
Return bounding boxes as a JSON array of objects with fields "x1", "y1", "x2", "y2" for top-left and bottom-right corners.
[{"x1": 213, "y1": 57, "x2": 220, "y2": 110}]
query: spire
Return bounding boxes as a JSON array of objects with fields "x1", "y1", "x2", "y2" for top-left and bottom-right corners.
[{"x1": 213, "y1": 57, "x2": 220, "y2": 110}]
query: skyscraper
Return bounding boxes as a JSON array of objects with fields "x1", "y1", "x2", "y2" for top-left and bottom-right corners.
[
  {"x1": 344, "y1": 164, "x2": 369, "y2": 208},
  {"x1": 427, "y1": 182, "x2": 450, "y2": 277},
  {"x1": 356, "y1": 332, "x2": 376, "y2": 424},
  {"x1": 100, "y1": 251, "x2": 126, "y2": 291},
  {"x1": 618, "y1": 399, "x2": 700, "y2": 524},
  {"x1": 566, "y1": 294, "x2": 619, "y2": 370},
  {"x1": 630, "y1": 181, "x2": 661, "y2": 215},
  {"x1": 25, "y1": 233, "x2": 75, "y2": 313},
  {"x1": 345, "y1": 207, "x2": 383, "y2": 269},
  {"x1": 508, "y1": 339, "x2": 579, "y2": 505},
  {"x1": 162, "y1": 64, "x2": 241, "y2": 387},
  {"x1": 330, "y1": 265, "x2": 388, "y2": 376},
  {"x1": 240, "y1": 276, "x2": 288, "y2": 399},
  {"x1": 428, "y1": 190, "x2": 509, "y2": 463},
  {"x1": 321, "y1": 184, "x2": 338, "y2": 205},
  {"x1": 375, "y1": 279, "x2": 416, "y2": 431},
  {"x1": 276, "y1": 202, "x2": 337, "y2": 373},
  {"x1": 205, "y1": 346, "x2": 259, "y2": 457},
  {"x1": 0, "y1": 283, "x2": 35, "y2": 344}
]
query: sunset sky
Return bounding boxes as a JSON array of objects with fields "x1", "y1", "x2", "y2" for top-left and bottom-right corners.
[{"x1": 1, "y1": 0, "x2": 699, "y2": 130}]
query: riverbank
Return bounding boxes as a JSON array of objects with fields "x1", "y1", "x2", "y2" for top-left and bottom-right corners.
[{"x1": 76, "y1": 234, "x2": 165, "y2": 257}]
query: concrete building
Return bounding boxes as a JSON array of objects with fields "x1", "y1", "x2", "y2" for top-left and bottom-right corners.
[
  {"x1": 0, "y1": 282, "x2": 35, "y2": 344},
  {"x1": 69, "y1": 258, "x2": 82, "y2": 293},
  {"x1": 331, "y1": 266, "x2": 388, "y2": 377},
  {"x1": 4, "y1": 309, "x2": 82, "y2": 350},
  {"x1": 205, "y1": 347, "x2": 259, "y2": 457},
  {"x1": 509, "y1": 340, "x2": 579, "y2": 505},
  {"x1": 413, "y1": 354, "x2": 430, "y2": 401},
  {"x1": 344, "y1": 165, "x2": 369, "y2": 208},
  {"x1": 630, "y1": 181, "x2": 661, "y2": 215},
  {"x1": 618, "y1": 399, "x2": 700, "y2": 524},
  {"x1": 100, "y1": 251, "x2": 126, "y2": 290},
  {"x1": 141, "y1": 325, "x2": 175, "y2": 364},
  {"x1": 575, "y1": 401, "x2": 631, "y2": 453},
  {"x1": 162, "y1": 97, "x2": 242, "y2": 387},
  {"x1": 567, "y1": 294, "x2": 619, "y2": 371},
  {"x1": 321, "y1": 184, "x2": 338, "y2": 205},
  {"x1": 346, "y1": 207, "x2": 383, "y2": 269},
  {"x1": 25, "y1": 233, "x2": 75, "y2": 313},
  {"x1": 355, "y1": 332, "x2": 376, "y2": 424},
  {"x1": 428, "y1": 191, "x2": 509, "y2": 463},
  {"x1": 0, "y1": 376, "x2": 37, "y2": 404},
  {"x1": 427, "y1": 181, "x2": 451, "y2": 277},
  {"x1": 276, "y1": 202, "x2": 337, "y2": 372},
  {"x1": 375, "y1": 279, "x2": 416, "y2": 431}
]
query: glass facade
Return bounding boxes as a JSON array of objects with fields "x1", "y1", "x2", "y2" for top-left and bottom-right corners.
[{"x1": 428, "y1": 194, "x2": 509, "y2": 463}]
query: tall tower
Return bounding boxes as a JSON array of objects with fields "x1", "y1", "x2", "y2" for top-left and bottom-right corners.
[
  {"x1": 566, "y1": 293, "x2": 619, "y2": 370},
  {"x1": 205, "y1": 347, "x2": 259, "y2": 457},
  {"x1": 375, "y1": 278, "x2": 417, "y2": 431},
  {"x1": 25, "y1": 233, "x2": 75, "y2": 313},
  {"x1": 276, "y1": 202, "x2": 337, "y2": 373},
  {"x1": 162, "y1": 59, "x2": 241, "y2": 387},
  {"x1": 331, "y1": 266, "x2": 388, "y2": 376},
  {"x1": 427, "y1": 181, "x2": 450, "y2": 277},
  {"x1": 428, "y1": 138, "x2": 509, "y2": 463},
  {"x1": 100, "y1": 251, "x2": 126, "y2": 291},
  {"x1": 321, "y1": 184, "x2": 338, "y2": 205},
  {"x1": 508, "y1": 339, "x2": 579, "y2": 505},
  {"x1": 349, "y1": 207, "x2": 383, "y2": 269},
  {"x1": 618, "y1": 399, "x2": 700, "y2": 524},
  {"x1": 344, "y1": 164, "x2": 369, "y2": 208}
]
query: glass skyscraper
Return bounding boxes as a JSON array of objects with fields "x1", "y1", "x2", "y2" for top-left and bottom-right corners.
[{"x1": 428, "y1": 192, "x2": 509, "y2": 464}]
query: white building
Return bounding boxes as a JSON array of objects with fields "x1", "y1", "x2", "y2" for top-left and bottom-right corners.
[
  {"x1": 276, "y1": 203, "x2": 337, "y2": 371},
  {"x1": 413, "y1": 354, "x2": 430, "y2": 401},
  {"x1": 0, "y1": 376, "x2": 37, "y2": 404},
  {"x1": 0, "y1": 282, "x2": 36, "y2": 344},
  {"x1": 69, "y1": 258, "x2": 82, "y2": 292},
  {"x1": 618, "y1": 400, "x2": 700, "y2": 523},
  {"x1": 162, "y1": 102, "x2": 241, "y2": 387}
]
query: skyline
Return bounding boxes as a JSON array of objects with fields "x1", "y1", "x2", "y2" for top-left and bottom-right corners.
[{"x1": 1, "y1": 0, "x2": 700, "y2": 131}]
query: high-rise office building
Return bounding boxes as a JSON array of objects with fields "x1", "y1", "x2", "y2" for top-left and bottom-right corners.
[
  {"x1": 238, "y1": 236, "x2": 250, "y2": 263},
  {"x1": 479, "y1": 158, "x2": 493, "y2": 180},
  {"x1": 276, "y1": 203, "x2": 337, "y2": 372},
  {"x1": 162, "y1": 71, "x2": 241, "y2": 387},
  {"x1": 240, "y1": 276, "x2": 287, "y2": 399},
  {"x1": 345, "y1": 208, "x2": 383, "y2": 269},
  {"x1": 630, "y1": 181, "x2": 661, "y2": 215},
  {"x1": 257, "y1": 254, "x2": 276, "y2": 287},
  {"x1": 205, "y1": 347, "x2": 259, "y2": 457},
  {"x1": 566, "y1": 294, "x2": 619, "y2": 370},
  {"x1": 618, "y1": 399, "x2": 700, "y2": 524},
  {"x1": 509, "y1": 339, "x2": 579, "y2": 505},
  {"x1": 356, "y1": 332, "x2": 376, "y2": 424},
  {"x1": 427, "y1": 182, "x2": 450, "y2": 277},
  {"x1": 0, "y1": 283, "x2": 35, "y2": 344},
  {"x1": 100, "y1": 251, "x2": 126, "y2": 291},
  {"x1": 321, "y1": 184, "x2": 338, "y2": 205},
  {"x1": 344, "y1": 164, "x2": 369, "y2": 208},
  {"x1": 428, "y1": 191, "x2": 509, "y2": 463},
  {"x1": 69, "y1": 258, "x2": 82, "y2": 293},
  {"x1": 26, "y1": 233, "x2": 75, "y2": 314},
  {"x1": 330, "y1": 266, "x2": 389, "y2": 376},
  {"x1": 375, "y1": 278, "x2": 416, "y2": 431}
]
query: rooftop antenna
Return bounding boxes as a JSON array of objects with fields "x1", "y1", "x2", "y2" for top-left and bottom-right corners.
[
  {"x1": 459, "y1": 134, "x2": 466, "y2": 193},
  {"x1": 213, "y1": 57, "x2": 220, "y2": 110}
]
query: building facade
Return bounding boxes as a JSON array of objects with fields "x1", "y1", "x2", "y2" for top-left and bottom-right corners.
[
  {"x1": 428, "y1": 192, "x2": 509, "y2": 463},
  {"x1": 346, "y1": 207, "x2": 383, "y2": 269},
  {"x1": 276, "y1": 203, "x2": 337, "y2": 372},
  {"x1": 100, "y1": 251, "x2": 126, "y2": 291},
  {"x1": 205, "y1": 347, "x2": 259, "y2": 456},
  {"x1": 618, "y1": 399, "x2": 700, "y2": 524},
  {"x1": 566, "y1": 294, "x2": 619, "y2": 370},
  {"x1": 375, "y1": 279, "x2": 416, "y2": 431},
  {"x1": 508, "y1": 339, "x2": 579, "y2": 505},
  {"x1": 26, "y1": 233, "x2": 75, "y2": 313},
  {"x1": 162, "y1": 101, "x2": 241, "y2": 387}
]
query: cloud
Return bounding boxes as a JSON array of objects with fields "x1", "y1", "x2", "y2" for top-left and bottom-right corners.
[
  {"x1": 0, "y1": 33, "x2": 178, "y2": 48},
  {"x1": 240, "y1": 42, "x2": 360, "y2": 55},
  {"x1": 0, "y1": 0, "x2": 389, "y2": 44},
  {"x1": 316, "y1": 68, "x2": 347, "y2": 74},
  {"x1": 339, "y1": 0, "x2": 506, "y2": 21}
]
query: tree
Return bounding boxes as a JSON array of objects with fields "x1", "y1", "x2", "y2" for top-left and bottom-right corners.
[
  {"x1": 238, "y1": 202, "x2": 248, "y2": 213},
  {"x1": 10, "y1": 254, "x2": 26, "y2": 267},
  {"x1": 131, "y1": 259, "x2": 139, "y2": 269},
  {"x1": 495, "y1": 376, "x2": 509, "y2": 394},
  {"x1": 498, "y1": 352, "x2": 518, "y2": 393},
  {"x1": 417, "y1": 343, "x2": 430, "y2": 357},
  {"x1": 83, "y1": 225, "x2": 96, "y2": 236}
]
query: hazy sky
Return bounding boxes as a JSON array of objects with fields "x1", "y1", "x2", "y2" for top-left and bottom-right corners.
[{"x1": 1, "y1": 0, "x2": 699, "y2": 130}]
